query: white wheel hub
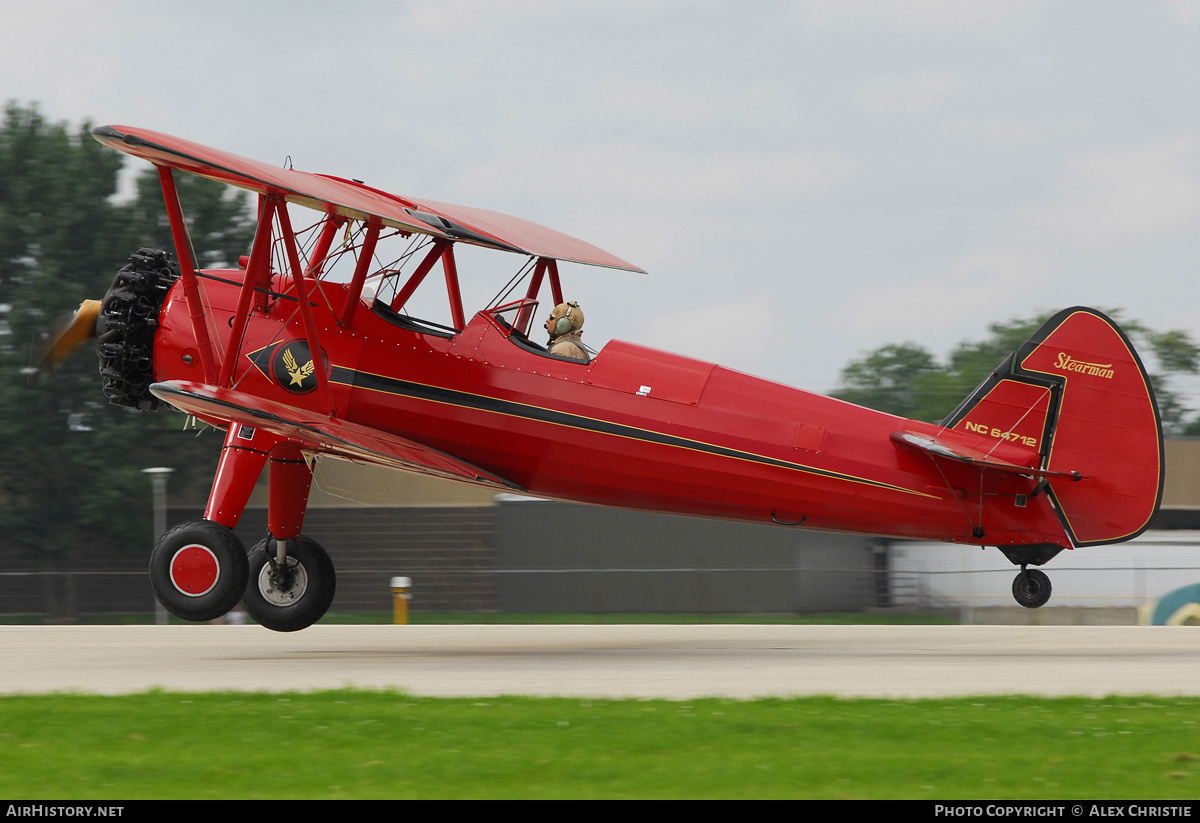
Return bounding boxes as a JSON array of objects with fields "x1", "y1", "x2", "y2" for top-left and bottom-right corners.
[{"x1": 256, "y1": 557, "x2": 309, "y2": 606}]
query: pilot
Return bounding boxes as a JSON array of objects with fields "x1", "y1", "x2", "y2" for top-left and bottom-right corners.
[{"x1": 545, "y1": 301, "x2": 589, "y2": 362}]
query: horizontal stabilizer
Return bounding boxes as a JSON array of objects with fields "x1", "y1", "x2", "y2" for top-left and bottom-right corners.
[
  {"x1": 890, "y1": 431, "x2": 1083, "y2": 480},
  {"x1": 150, "y1": 381, "x2": 522, "y2": 491}
]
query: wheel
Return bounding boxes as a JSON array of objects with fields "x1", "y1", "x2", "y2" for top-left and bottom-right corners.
[
  {"x1": 1012, "y1": 568, "x2": 1052, "y2": 609},
  {"x1": 243, "y1": 535, "x2": 336, "y2": 632},
  {"x1": 149, "y1": 519, "x2": 249, "y2": 622}
]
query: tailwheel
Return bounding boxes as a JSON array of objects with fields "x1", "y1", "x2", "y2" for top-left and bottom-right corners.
[
  {"x1": 1012, "y1": 567, "x2": 1052, "y2": 609},
  {"x1": 149, "y1": 519, "x2": 249, "y2": 622},
  {"x1": 244, "y1": 535, "x2": 336, "y2": 632}
]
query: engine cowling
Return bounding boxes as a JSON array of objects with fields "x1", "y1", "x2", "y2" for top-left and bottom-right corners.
[{"x1": 97, "y1": 248, "x2": 179, "y2": 411}]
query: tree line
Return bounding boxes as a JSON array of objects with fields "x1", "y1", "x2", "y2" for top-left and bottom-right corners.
[
  {"x1": 0, "y1": 103, "x2": 255, "y2": 600},
  {"x1": 831, "y1": 315, "x2": 1200, "y2": 434}
]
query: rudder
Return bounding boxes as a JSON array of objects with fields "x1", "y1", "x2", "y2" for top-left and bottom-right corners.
[{"x1": 944, "y1": 308, "x2": 1163, "y2": 546}]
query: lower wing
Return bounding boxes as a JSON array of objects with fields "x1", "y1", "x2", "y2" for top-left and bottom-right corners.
[{"x1": 151, "y1": 380, "x2": 522, "y2": 491}]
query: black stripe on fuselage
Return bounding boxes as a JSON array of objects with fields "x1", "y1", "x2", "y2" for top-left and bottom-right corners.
[{"x1": 335, "y1": 366, "x2": 930, "y2": 498}]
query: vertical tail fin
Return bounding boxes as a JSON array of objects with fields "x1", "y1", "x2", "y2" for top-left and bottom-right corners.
[{"x1": 943, "y1": 308, "x2": 1163, "y2": 546}]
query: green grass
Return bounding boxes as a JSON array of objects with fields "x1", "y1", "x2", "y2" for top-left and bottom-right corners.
[
  {"x1": 0, "y1": 611, "x2": 957, "y2": 626},
  {"x1": 0, "y1": 691, "x2": 1196, "y2": 798}
]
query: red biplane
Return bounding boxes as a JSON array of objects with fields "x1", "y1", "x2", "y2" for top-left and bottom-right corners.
[{"x1": 50, "y1": 125, "x2": 1162, "y2": 630}]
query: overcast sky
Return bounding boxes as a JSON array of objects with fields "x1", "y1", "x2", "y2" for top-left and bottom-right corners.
[{"x1": 5, "y1": 0, "x2": 1200, "y2": 404}]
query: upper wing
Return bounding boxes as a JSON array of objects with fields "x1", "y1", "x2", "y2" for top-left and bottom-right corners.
[
  {"x1": 402, "y1": 196, "x2": 644, "y2": 272},
  {"x1": 150, "y1": 380, "x2": 522, "y2": 492},
  {"x1": 92, "y1": 125, "x2": 645, "y2": 273}
]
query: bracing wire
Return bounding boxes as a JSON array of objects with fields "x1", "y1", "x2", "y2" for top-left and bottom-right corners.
[{"x1": 486, "y1": 256, "x2": 537, "y2": 310}]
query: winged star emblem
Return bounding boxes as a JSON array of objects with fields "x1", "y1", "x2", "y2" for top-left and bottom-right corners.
[{"x1": 282, "y1": 348, "x2": 315, "y2": 388}]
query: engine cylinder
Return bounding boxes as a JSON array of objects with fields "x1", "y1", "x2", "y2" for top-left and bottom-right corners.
[{"x1": 97, "y1": 248, "x2": 179, "y2": 411}]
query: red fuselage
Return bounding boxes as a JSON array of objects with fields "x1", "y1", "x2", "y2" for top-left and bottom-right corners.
[{"x1": 153, "y1": 268, "x2": 1071, "y2": 550}]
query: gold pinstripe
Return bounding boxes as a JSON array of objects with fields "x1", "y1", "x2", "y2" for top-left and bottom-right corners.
[{"x1": 344, "y1": 366, "x2": 939, "y2": 500}]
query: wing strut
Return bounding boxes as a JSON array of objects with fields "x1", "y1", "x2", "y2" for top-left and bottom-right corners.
[
  {"x1": 515, "y1": 258, "x2": 548, "y2": 334},
  {"x1": 275, "y1": 200, "x2": 337, "y2": 416},
  {"x1": 512, "y1": 257, "x2": 563, "y2": 335},
  {"x1": 339, "y1": 219, "x2": 380, "y2": 328},
  {"x1": 390, "y1": 239, "x2": 451, "y2": 313},
  {"x1": 547, "y1": 258, "x2": 563, "y2": 306},
  {"x1": 220, "y1": 194, "x2": 275, "y2": 388},
  {"x1": 305, "y1": 214, "x2": 345, "y2": 281},
  {"x1": 442, "y1": 243, "x2": 465, "y2": 330},
  {"x1": 157, "y1": 166, "x2": 218, "y2": 383}
]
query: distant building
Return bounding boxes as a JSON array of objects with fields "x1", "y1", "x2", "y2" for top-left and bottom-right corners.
[{"x1": 6, "y1": 440, "x2": 1200, "y2": 617}]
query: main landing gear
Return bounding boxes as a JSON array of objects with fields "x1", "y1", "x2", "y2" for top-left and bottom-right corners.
[
  {"x1": 999, "y1": 544, "x2": 1063, "y2": 609},
  {"x1": 243, "y1": 536, "x2": 336, "y2": 632},
  {"x1": 149, "y1": 527, "x2": 336, "y2": 631},
  {"x1": 149, "y1": 520, "x2": 249, "y2": 622},
  {"x1": 149, "y1": 424, "x2": 336, "y2": 632}
]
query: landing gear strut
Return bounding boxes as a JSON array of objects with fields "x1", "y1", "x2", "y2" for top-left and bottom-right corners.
[
  {"x1": 150, "y1": 426, "x2": 337, "y2": 629},
  {"x1": 243, "y1": 536, "x2": 337, "y2": 632},
  {"x1": 1012, "y1": 566, "x2": 1052, "y2": 609}
]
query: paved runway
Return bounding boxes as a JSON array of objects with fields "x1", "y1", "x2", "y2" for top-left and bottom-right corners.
[{"x1": 4, "y1": 624, "x2": 1200, "y2": 698}]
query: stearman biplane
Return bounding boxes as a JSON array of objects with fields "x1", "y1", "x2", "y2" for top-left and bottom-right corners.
[{"x1": 43, "y1": 125, "x2": 1162, "y2": 631}]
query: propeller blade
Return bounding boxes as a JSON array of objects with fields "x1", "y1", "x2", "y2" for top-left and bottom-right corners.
[{"x1": 33, "y1": 299, "x2": 102, "y2": 370}]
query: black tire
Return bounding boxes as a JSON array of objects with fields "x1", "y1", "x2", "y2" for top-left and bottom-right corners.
[
  {"x1": 149, "y1": 519, "x2": 249, "y2": 622},
  {"x1": 1012, "y1": 568, "x2": 1052, "y2": 609},
  {"x1": 243, "y1": 536, "x2": 336, "y2": 632}
]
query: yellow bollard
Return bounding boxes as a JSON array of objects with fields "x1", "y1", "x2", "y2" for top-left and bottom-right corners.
[{"x1": 390, "y1": 576, "x2": 412, "y2": 625}]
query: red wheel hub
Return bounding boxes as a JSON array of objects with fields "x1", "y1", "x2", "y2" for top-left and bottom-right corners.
[{"x1": 169, "y1": 544, "x2": 220, "y2": 596}]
